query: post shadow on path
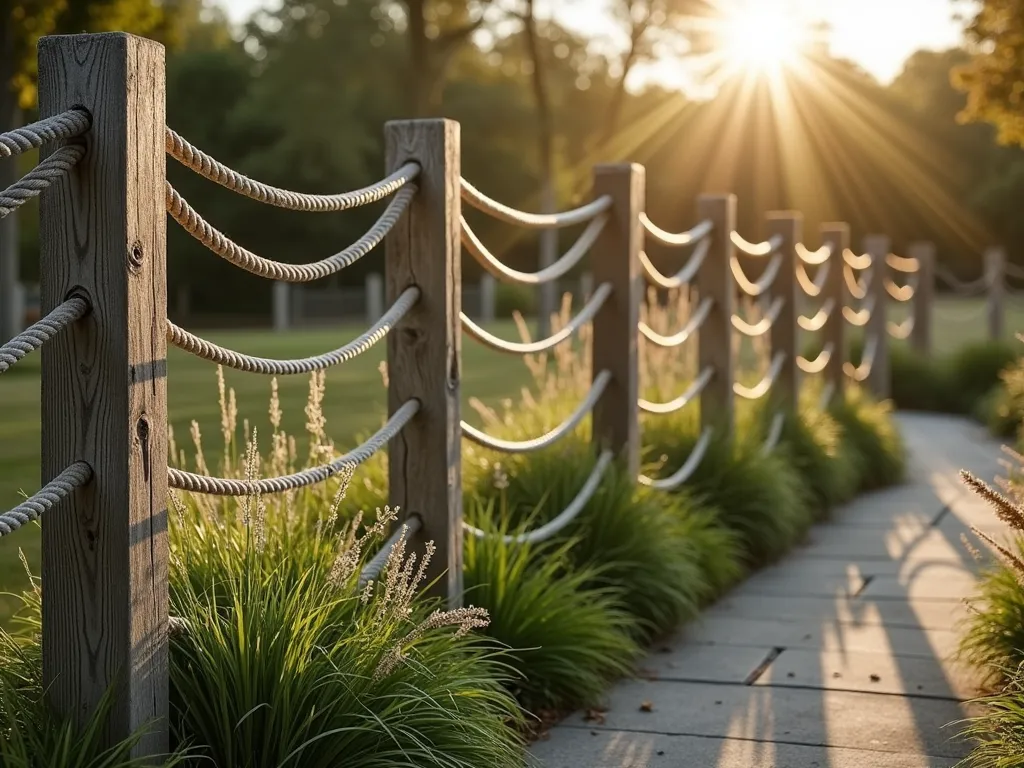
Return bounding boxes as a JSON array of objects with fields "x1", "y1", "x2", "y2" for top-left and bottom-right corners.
[{"x1": 530, "y1": 413, "x2": 1007, "y2": 767}]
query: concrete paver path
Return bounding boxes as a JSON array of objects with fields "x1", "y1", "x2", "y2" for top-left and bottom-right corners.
[{"x1": 531, "y1": 413, "x2": 1007, "y2": 767}]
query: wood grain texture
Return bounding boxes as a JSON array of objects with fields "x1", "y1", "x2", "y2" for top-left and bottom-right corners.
[
  {"x1": 909, "y1": 241, "x2": 934, "y2": 354},
  {"x1": 864, "y1": 235, "x2": 891, "y2": 399},
  {"x1": 766, "y1": 212, "x2": 801, "y2": 412},
  {"x1": 384, "y1": 119, "x2": 462, "y2": 607},
  {"x1": 820, "y1": 223, "x2": 849, "y2": 402},
  {"x1": 38, "y1": 33, "x2": 168, "y2": 757},
  {"x1": 591, "y1": 164, "x2": 642, "y2": 477},
  {"x1": 986, "y1": 246, "x2": 1005, "y2": 341},
  {"x1": 697, "y1": 195, "x2": 736, "y2": 438}
]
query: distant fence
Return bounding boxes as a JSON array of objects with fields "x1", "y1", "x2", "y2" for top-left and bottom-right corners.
[{"x1": 0, "y1": 31, "x2": 1001, "y2": 758}]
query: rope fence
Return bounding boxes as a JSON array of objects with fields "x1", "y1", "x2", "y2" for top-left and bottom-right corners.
[{"x1": 0, "y1": 30, "x2": 1014, "y2": 759}]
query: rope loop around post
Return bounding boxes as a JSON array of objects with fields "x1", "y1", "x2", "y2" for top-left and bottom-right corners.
[
  {"x1": 0, "y1": 296, "x2": 90, "y2": 374},
  {"x1": 0, "y1": 108, "x2": 91, "y2": 157}
]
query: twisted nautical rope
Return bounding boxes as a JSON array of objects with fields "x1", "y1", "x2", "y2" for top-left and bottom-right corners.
[
  {"x1": 462, "y1": 371, "x2": 611, "y2": 454},
  {"x1": 462, "y1": 283, "x2": 611, "y2": 355},
  {"x1": 1, "y1": 144, "x2": 86, "y2": 217},
  {"x1": 461, "y1": 213, "x2": 607, "y2": 286},
  {"x1": 638, "y1": 427, "x2": 713, "y2": 491},
  {"x1": 734, "y1": 351, "x2": 786, "y2": 400},
  {"x1": 464, "y1": 451, "x2": 613, "y2": 545},
  {"x1": 0, "y1": 462, "x2": 92, "y2": 537},
  {"x1": 639, "y1": 239, "x2": 711, "y2": 290},
  {"x1": 169, "y1": 400, "x2": 419, "y2": 495},
  {"x1": 639, "y1": 366, "x2": 714, "y2": 415},
  {"x1": 166, "y1": 183, "x2": 415, "y2": 282},
  {"x1": 798, "y1": 298, "x2": 835, "y2": 332},
  {"x1": 732, "y1": 296, "x2": 785, "y2": 337},
  {"x1": 167, "y1": 127, "x2": 419, "y2": 211},
  {"x1": 731, "y1": 231, "x2": 783, "y2": 257},
  {"x1": 0, "y1": 109, "x2": 90, "y2": 158},
  {"x1": 797, "y1": 343, "x2": 834, "y2": 374},
  {"x1": 639, "y1": 297, "x2": 714, "y2": 348},
  {"x1": 640, "y1": 213, "x2": 713, "y2": 248},
  {"x1": 731, "y1": 252, "x2": 783, "y2": 297},
  {"x1": 0, "y1": 297, "x2": 89, "y2": 374},
  {"x1": 461, "y1": 177, "x2": 612, "y2": 229},
  {"x1": 168, "y1": 288, "x2": 418, "y2": 374}
]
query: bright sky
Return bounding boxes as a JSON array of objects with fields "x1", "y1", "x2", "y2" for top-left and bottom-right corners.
[{"x1": 218, "y1": 0, "x2": 967, "y2": 86}]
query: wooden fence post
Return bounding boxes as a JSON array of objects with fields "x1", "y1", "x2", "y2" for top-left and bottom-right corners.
[
  {"x1": 766, "y1": 211, "x2": 800, "y2": 412},
  {"x1": 909, "y1": 241, "x2": 934, "y2": 354},
  {"x1": 385, "y1": 119, "x2": 462, "y2": 607},
  {"x1": 697, "y1": 194, "x2": 736, "y2": 438},
  {"x1": 591, "y1": 164, "x2": 643, "y2": 478},
  {"x1": 864, "y1": 234, "x2": 891, "y2": 399},
  {"x1": 38, "y1": 33, "x2": 168, "y2": 757},
  {"x1": 820, "y1": 223, "x2": 849, "y2": 404},
  {"x1": 986, "y1": 246, "x2": 1005, "y2": 341}
]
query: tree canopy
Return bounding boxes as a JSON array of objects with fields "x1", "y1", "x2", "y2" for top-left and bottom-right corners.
[
  {"x1": 8, "y1": 0, "x2": 1024, "y2": 320},
  {"x1": 954, "y1": 0, "x2": 1024, "y2": 146}
]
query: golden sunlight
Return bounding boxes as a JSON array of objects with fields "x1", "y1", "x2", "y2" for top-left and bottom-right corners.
[{"x1": 720, "y1": 2, "x2": 807, "y2": 75}]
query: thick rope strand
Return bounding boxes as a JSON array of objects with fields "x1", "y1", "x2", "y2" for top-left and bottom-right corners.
[
  {"x1": 168, "y1": 288, "x2": 418, "y2": 374},
  {"x1": 0, "y1": 144, "x2": 85, "y2": 217},
  {"x1": 169, "y1": 400, "x2": 419, "y2": 495},
  {"x1": 166, "y1": 182, "x2": 415, "y2": 282},
  {"x1": 167, "y1": 127, "x2": 419, "y2": 211},
  {"x1": 0, "y1": 109, "x2": 90, "y2": 158},
  {"x1": 0, "y1": 297, "x2": 89, "y2": 374},
  {"x1": 0, "y1": 462, "x2": 92, "y2": 537}
]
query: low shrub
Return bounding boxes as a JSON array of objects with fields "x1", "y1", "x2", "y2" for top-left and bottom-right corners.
[
  {"x1": 984, "y1": 356, "x2": 1024, "y2": 439},
  {"x1": 947, "y1": 341, "x2": 1020, "y2": 413},
  {"x1": 463, "y1": 508, "x2": 640, "y2": 711},
  {"x1": 844, "y1": 337, "x2": 1017, "y2": 417},
  {"x1": 642, "y1": 406, "x2": 814, "y2": 567},
  {"x1": 829, "y1": 384, "x2": 906, "y2": 491},
  {"x1": 467, "y1": 441, "x2": 741, "y2": 639},
  {"x1": 959, "y1": 555, "x2": 1024, "y2": 693},
  {"x1": 754, "y1": 390, "x2": 860, "y2": 515},
  {"x1": 955, "y1": 674, "x2": 1024, "y2": 768}
]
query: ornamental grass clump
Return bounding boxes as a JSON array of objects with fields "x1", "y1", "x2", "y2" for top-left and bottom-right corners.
[
  {"x1": 0, "y1": 370, "x2": 526, "y2": 768},
  {"x1": 954, "y1": 399, "x2": 1024, "y2": 765},
  {"x1": 166, "y1": 371, "x2": 526, "y2": 767},
  {"x1": 462, "y1": 504, "x2": 641, "y2": 711},
  {"x1": 829, "y1": 383, "x2": 906, "y2": 491}
]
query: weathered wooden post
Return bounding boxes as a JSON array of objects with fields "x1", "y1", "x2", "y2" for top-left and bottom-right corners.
[
  {"x1": 385, "y1": 119, "x2": 462, "y2": 607},
  {"x1": 39, "y1": 32, "x2": 169, "y2": 756},
  {"x1": 697, "y1": 195, "x2": 737, "y2": 438},
  {"x1": 864, "y1": 234, "x2": 891, "y2": 399},
  {"x1": 986, "y1": 246, "x2": 1005, "y2": 341},
  {"x1": 820, "y1": 223, "x2": 849, "y2": 405},
  {"x1": 909, "y1": 241, "x2": 935, "y2": 354},
  {"x1": 591, "y1": 164, "x2": 643, "y2": 478},
  {"x1": 767, "y1": 211, "x2": 800, "y2": 412}
]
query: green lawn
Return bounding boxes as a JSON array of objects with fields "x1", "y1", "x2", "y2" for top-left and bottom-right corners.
[
  {"x1": 0, "y1": 321, "x2": 534, "y2": 623},
  {"x1": 1, "y1": 296, "x2": 1021, "y2": 625}
]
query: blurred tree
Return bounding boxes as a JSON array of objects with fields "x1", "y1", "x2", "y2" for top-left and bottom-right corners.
[
  {"x1": 0, "y1": 0, "x2": 178, "y2": 340},
  {"x1": 953, "y1": 0, "x2": 1024, "y2": 146},
  {"x1": 602, "y1": 0, "x2": 711, "y2": 141}
]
